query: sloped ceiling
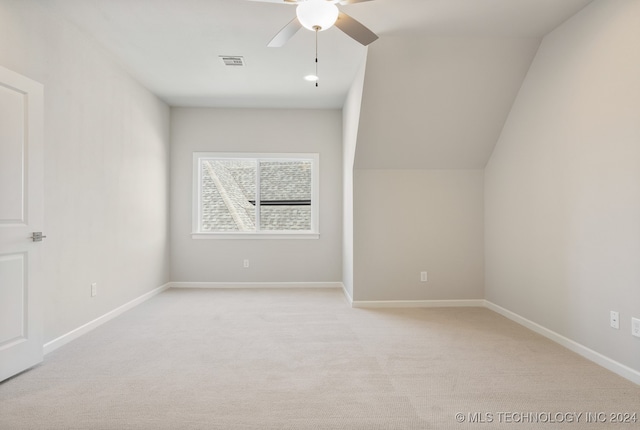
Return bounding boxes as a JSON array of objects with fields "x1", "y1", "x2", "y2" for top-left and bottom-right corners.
[
  {"x1": 41, "y1": 0, "x2": 593, "y2": 109},
  {"x1": 354, "y1": 36, "x2": 541, "y2": 169}
]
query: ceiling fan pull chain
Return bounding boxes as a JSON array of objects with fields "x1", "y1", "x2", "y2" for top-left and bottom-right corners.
[{"x1": 315, "y1": 26, "x2": 319, "y2": 87}]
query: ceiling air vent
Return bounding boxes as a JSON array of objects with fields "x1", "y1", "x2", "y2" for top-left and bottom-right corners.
[{"x1": 220, "y1": 56, "x2": 245, "y2": 66}]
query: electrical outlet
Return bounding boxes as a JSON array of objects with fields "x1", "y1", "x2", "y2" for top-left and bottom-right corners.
[
  {"x1": 420, "y1": 271, "x2": 428, "y2": 282},
  {"x1": 610, "y1": 311, "x2": 619, "y2": 329},
  {"x1": 91, "y1": 283, "x2": 97, "y2": 297},
  {"x1": 632, "y1": 317, "x2": 640, "y2": 338},
  {"x1": 243, "y1": 259, "x2": 249, "y2": 268}
]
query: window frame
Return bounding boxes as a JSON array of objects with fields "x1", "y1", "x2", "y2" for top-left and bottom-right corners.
[{"x1": 192, "y1": 152, "x2": 320, "y2": 239}]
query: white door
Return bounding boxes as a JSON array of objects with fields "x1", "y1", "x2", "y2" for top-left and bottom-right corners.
[{"x1": 0, "y1": 66, "x2": 44, "y2": 382}]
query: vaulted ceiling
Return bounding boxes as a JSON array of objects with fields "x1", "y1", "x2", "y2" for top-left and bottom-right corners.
[
  {"x1": 354, "y1": 35, "x2": 542, "y2": 169},
  {"x1": 41, "y1": 0, "x2": 593, "y2": 109}
]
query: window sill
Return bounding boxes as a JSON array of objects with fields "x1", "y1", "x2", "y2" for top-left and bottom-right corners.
[{"x1": 192, "y1": 232, "x2": 319, "y2": 240}]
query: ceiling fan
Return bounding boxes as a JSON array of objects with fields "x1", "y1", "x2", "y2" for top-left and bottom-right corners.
[{"x1": 249, "y1": 0, "x2": 378, "y2": 47}]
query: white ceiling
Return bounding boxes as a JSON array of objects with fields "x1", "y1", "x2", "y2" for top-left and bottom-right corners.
[{"x1": 41, "y1": 0, "x2": 594, "y2": 109}]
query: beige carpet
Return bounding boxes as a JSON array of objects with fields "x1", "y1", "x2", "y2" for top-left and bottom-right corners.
[{"x1": 1, "y1": 288, "x2": 639, "y2": 429}]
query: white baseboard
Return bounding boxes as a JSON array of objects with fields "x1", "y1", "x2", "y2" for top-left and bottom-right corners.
[
  {"x1": 485, "y1": 300, "x2": 640, "y2": 385},
  {"x1": 352, "y1": 299, "x2": 485, "y2": 309},
  {"x1": 169, "y1": 281, "x2": 343, "y2": 289},
  {"x1": 43, "y1": 283, "x2": 171, "y2": 355},
  {"x1": 342, "y1": 285, "x2": 354, "y2": 305}
]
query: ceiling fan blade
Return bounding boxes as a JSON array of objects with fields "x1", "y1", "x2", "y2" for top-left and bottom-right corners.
[
  {"x1": 339, "y1": 0, "x2": 374, "y2": 4},
  {"x1": 268, "y1": 17, "x2": 303, "y2": 47},
  {"x1": 334, "y1": 11, "x2": 378, "y2": 46}
]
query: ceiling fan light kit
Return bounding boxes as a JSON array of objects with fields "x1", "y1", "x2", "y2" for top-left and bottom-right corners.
[
  {"x1": 254, "y1": 0, "x2": 378, "y2": 47},
  {"x1": 296, "y1": 0, "x2": 339, "y2": 31}
]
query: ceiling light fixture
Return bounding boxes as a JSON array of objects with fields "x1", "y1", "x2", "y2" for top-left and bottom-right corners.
[
  {"x1": 295, "y1": 0, "x2": 339, "y2": 32},
  {"x1": 304, "y1": 74, "x2": 319, "y2": 82}
]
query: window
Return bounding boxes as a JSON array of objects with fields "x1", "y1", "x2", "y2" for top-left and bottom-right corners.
[{"x1": 193, "y1": 153, "x2": 319, "y2": 239}]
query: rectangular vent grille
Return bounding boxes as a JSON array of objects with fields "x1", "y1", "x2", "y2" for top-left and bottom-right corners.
[{"x1": 220, "y1": 56, "x2": 245, "y2": 66}]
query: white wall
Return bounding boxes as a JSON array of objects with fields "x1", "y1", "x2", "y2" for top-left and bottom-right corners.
[
  {"x1": 170, "y1": 108, "x2": 342, "y2": 283},
  {"x1": 0, "y1": 1, "x2": 171, "y2": 343},
  {"x1": 485, "y1": 0, "x2": 640, "y2": 374},
  {"x1": 342, "y1": 53, "x2": 367, "y2": 299},
  {"x1": 350, "y1": 35, "x2": 527, "y2": 301},
  {"x1": 354, "y1": 169, "x2": 484, "y2": 301}
]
